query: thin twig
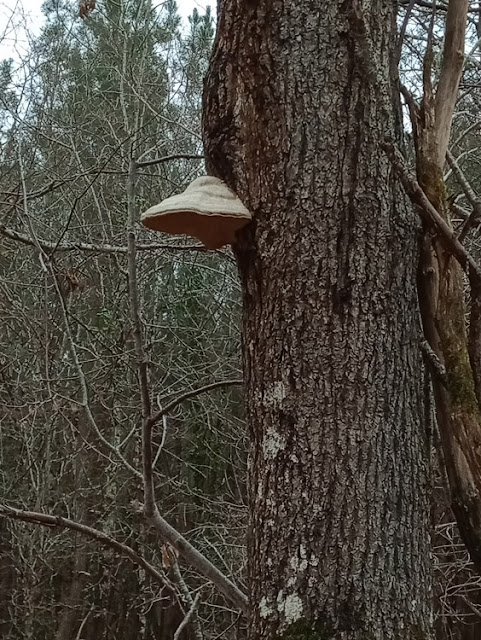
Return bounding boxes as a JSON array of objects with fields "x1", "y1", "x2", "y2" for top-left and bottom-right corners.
[
  {"x1": 51, "y1": 134, "x2": 135, "y2": 255},
  {"x1": 136, "y1": 153, "x2": 204, "y2": 168},
  {"x1": 397, "y1": 0, "x2": 418, "y2": 65},
  {"x1": 446, "y1": 149, "x2": 481, "y2": 240},
  {"x1": 148, "y1": 379, "x2": 244, "y2": 430},
  {"x1": 17, "y1": 137, "x2": 141, "y2": 479},
  {"x1": 50, "y1": 263, "x2": 142, "y2": 479}
]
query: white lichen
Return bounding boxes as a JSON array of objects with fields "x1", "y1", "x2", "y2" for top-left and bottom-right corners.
[
  {"x1": 259, "y1": 596, "x2": 273, "y2": 619},
  {"x1": 264, "y1": 381, "x2": 287, "y2": 405},
  {"x1": 289, "y1": 546, "x2": 308, "y2": 574},
  {"x1": 276, "y1": 590, "x2": 304, "y2": 625},
  {"x1": 263, "y1": 427, "x2": 286, "y2": 459},
  {"x1": 283, "y1": 594, "x2": 304, "y2": 624},
  {"x1": 257, "y1": 477, "x2": 264, "y2": 499},
  {"x1": 298, "y1": 545, "x2": 308, "y2": 571}
]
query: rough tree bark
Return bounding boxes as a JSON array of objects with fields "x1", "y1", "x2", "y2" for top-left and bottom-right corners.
[{"x1": 203, "y1": 1, "x2": 432, "y2": 639}]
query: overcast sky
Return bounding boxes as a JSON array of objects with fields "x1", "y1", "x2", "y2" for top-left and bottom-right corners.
[{"x1": 0, "y1": 0, "x2": 214, "y2": 62}]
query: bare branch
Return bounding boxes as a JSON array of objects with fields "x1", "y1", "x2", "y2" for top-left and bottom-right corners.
[
  {"x1": 148, "y1": 508, "x2": 248, "y2": 613},
  {"x1": 149, "y1": 379, "x2": 244, "y2": 430},
  {"x1": 420, "y1": 336, "x2": 448, "y2": 382},
  {"x1": 0, "y1": 504, "x2": 174, "y2": 593},
  {"x1": 435, "y1": 0, "x2": 470, "y2": 165},
  {"x1": 169, "y1": 550, "x2": 204, "y2": 640},
  {"x1": 382, "y1": 140, "x2": 481, "y2": 281},
  {"x1": 397, "y1": 0, "x2": 418, "y2": 64},
  {"x1": 136, "y1": 153, "x2": 204, "y2": 169},
  {"x1": 50, "y1": 262, "x2": 143, "y2": 479},
  {"x1": 446, "y1": 149, "x2": 481, "y2": 240},
  {"x1": 16, "y1": 136, "x2": 141, "y2": 478},
  {"x1": 0, "y1": 224, "x2": 207, "y2": 254},
  {"x1": 398, "y1": 0, "x2": 448, "y2": 10},
  {"x1": 452, "y1": 119, "x2": 481, "y2": 148},
  {"x1": 400, "y1": 83, "x2": 420, "y2": 127},
  {"x1": 174, "y1": 591, "x2": 202, "y2": 640}
]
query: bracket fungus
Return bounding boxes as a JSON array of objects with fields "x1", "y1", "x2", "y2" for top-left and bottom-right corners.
[{"x1": 141, "y1": 176, "x2": 251, "y2": 250}]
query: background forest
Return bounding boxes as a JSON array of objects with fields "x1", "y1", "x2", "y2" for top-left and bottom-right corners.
[{"x1": 1, "y1": 1, "x2": 481, "y2": 639}]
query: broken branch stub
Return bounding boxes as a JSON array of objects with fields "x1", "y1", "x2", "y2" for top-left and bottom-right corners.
[{"x1": 141, "y1": 176, "x2": 251, "y2": 250}]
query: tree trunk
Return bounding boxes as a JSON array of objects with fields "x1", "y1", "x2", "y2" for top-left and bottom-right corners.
[
  {"x1": 203, "y1": 1, "x2": 433, "y2": 639},
  {"x1": 0, "y1": 520, "x2": 15, "y2": 637},
  {"x1": 55, "y1": 537, "x2": 88, "y2": 640}
]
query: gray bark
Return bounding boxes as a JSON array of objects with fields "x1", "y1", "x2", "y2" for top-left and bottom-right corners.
[{"x1": 203, "y1": 1, "x2": 433, "y2": 638}]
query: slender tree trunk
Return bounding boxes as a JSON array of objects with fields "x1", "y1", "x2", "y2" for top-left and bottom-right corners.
[
  {"x1": 203, "y1": 1, "x2": 433, "y2": 638},
  {"x1": 55, "y1": 538, "x2": 88, "y2": 640},
  {"x1": 0, "y1": 520, "x2": 15, "y2": 637}
]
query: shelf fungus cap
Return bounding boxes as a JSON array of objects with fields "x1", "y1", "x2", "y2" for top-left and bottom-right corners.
[{"x1": 141, "y1": 176, "x2": 251, "y2": 249}]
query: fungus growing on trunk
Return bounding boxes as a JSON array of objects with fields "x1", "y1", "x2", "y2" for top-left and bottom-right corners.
[{"x1": 141, "y1": 176, "x2": 251, "y2": 249}]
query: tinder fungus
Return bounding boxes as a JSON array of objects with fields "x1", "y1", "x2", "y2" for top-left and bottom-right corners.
[{"x1": 141, "y1": 176, "x2": 251, "y2": 249}]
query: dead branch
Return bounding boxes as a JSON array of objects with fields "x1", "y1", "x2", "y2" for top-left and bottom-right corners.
[
  {"x1": 0, "y1": 223, "x2": 206, "y2": 254},
  {"x1": 148, "y1": 509, "x2": 248, "y2": 613},
  {"x1": 435, "y1": 0, "x2": 470, "y2": 165},
  {"x1": 381, "y1": 141, "x2": 481, "y2": 281},
  {"x1": 136, "y1": 153, "x2": 204, "y2": 169}
]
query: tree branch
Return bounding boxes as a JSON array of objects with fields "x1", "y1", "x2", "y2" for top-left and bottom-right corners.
[
  {"x1": 397, "y1": 0, "x2": 419, "y2": 65},
  {"x1": 170, "y1": 550, "x2": 204, "y2": 640},
  {"x1": 0, "y1": 504, "x2": 174, "y2": 592},
  {"x1": 435, "y1": 0, "x2": 470, "y2": 165},
  {"x1": 382, "y1": 141, "x2": 481, "y2": 282},
  {"x1": 0, "y1": 224, "x2": 207, "y2": 254},
  {"x1": 174, "y1": 591, "x2": 202, "y2": 640},
  {"x1": 17, "y1": 138, "x2": 141, "y2": 478},
  {"x1": 136, "y1": 153, "x2": 204, "y2": 169},
  {"x1": 446, "y1": 149, "x2": 481, "y2": 240},
  {"x1": 149, "y1": 379, "x2": 244, "y2": 430},
  {"x1": 148, "y1": 508, "x2": 248, "y2": 612}
]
